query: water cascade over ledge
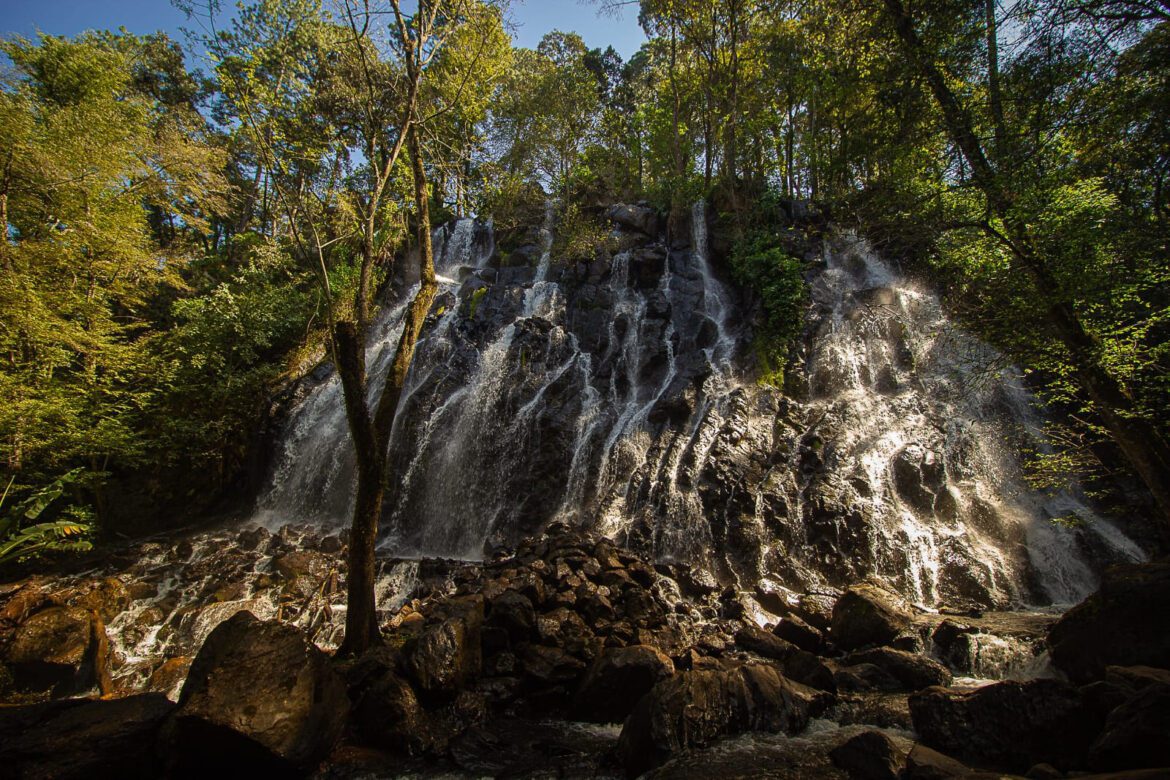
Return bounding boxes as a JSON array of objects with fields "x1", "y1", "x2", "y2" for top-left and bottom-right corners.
[{"x1": 255, "y1": 205, "x2": 1143, "y2": 609}]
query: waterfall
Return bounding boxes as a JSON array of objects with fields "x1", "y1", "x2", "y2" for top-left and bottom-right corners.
[
  {"x1": 254, "y1": 218, "x2": 494, "y2": 529},
  {"x1": 799, "y1": 233, "x2": 1143, "y2": 605},
  {"x1": 254, "y1": 206, "x2": 1143, "y2": 608}
]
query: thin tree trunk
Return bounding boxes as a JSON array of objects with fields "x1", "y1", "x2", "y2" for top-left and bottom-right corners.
[{"x1": 985, "y1": 0, "x2": 1006, "y2": 158}]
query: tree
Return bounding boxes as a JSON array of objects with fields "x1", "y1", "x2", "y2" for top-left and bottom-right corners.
[
  {"x1": 877, "y1": 0, "x2": 1170, "y2": 532},
  {"x1": 0, "y1": 33, "x2": 227, "y2": 521}
]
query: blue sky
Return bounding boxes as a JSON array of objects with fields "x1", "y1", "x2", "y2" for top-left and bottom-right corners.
[{"x1": 0, "y1": 1, "x2": 648, "y2": 61}]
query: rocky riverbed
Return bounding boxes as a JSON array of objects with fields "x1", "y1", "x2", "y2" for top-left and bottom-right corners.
[{"x1": 2, "y1": 523, "x2": 1167, "y2": 778}]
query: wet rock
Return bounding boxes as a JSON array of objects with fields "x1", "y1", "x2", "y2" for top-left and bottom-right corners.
[
  {"x1": 773, "y1": 614, "x2": 823, "y2": 652},
  {"x1": 486, "y1": 590, "x2": 536, "y2": 643},
  {"x1": 1048, "y1": 562, "x2": 1170, "y2": 683},
  {"x1": 783, "y1": 649, "x2": 838, "y2": 692},
  {"x1": 535, "y1": 606, "x2": 594, "y2": 655},
  {"x1": 272, "y1": 550, "x2": 330, "y2": 580},
  {"x1": 904, "y1": 743, "x2": 982, "y2": 779},
  {"x1": 352, "y1": 669, "x2": 434, "y2": 756},
  {"x1": 617, "y1": 665, "x2": 811, "y2": 777},
  {"x1": 606, "y1": 203, "x2": 660, "y2": 236},
  {"x1": 829, "y1": 729, "x2": 907, "y2": 780},
  {"x1": 845, "y1": 647, "x2": 952, "y2": 691},
  {"x1": 66, "y1": 577, "x2": 131, "y2": 622},
  {"x1": 831, "y1": 692, "x2": 913, "y2": 731},
  {"x1": 518, "y1": 643, "x2": 587, "y2": 684},
  {"x1": 167, "y1": 611, "x2": 347, "y2": 772},
  {"x1": 504, "y1": 244, "x2": 541, "y2": 268},
  {"x1": 735, "y1": 624, "x2": 797, "y2": 660},
  {"x1": 147, "y1": 656, "x2": 192, "y2": 697},
  {"x1": 794, "y1": 593, "x2": 838, "y2": 632},
  {"x1": 0, "y1": 693, "x2": 175, "y2": 779},
  {"x1": 834, "y1": 663, "x2": 902, "y2": 693},
  {"x1": 0, "y1": 579, "x2": 49, "y2": 625},
  {"x1": 572, "y1": 644, "x2": 675, "y2": 723},
  {"x1": 4, "y1": 606, "x2": 109, "y2": 696},
  {"x1": 1105, "y1": 664, "x2": 1170, "y2": 691},
  {"x1": 831, "y1": 585, "x2": 912, "y2": 651},
  {"x1": 927, "y1": 613, "x2": 1051, "y2": 678},
  {"x1": 1088, "y1": 680, "x2": 1170, "y2": 771},
  {"x1": 406, "y1": 596, "x2": 484, "y2": 694},
  {"x1": 891, "y1": 444, "x2": 945, "y2": 513},
  {"x1": 909, "y1": 679, "x2": 1103, "y2": 772}
]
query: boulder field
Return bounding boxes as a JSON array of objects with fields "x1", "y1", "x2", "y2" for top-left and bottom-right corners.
[{"x1": 1, "y1": 525, "x2": 1168, "y2": 778}]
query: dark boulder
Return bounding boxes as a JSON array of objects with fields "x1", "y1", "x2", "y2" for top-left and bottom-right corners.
[
  {"x1": 405, "y1": 596, "x2": 484, "y2": 694},
  {"x1": 606, "y1": 203, "x2": 660, "y2": 236},
  {"x1": 616, "y1": 664, "x2": 811, "y2": 776},
  {"x1": 487, "y1": 590, "x2": 536, "y2": 643},
  {"x1": 1048, "y1": 562, "x2": 1170, "y2": 683},
  {"x1": 167, "y1": 611, "x2": 348, "y2": 773},
  {"x1": 572, "y1": 644, "x2": 675, "y2": 724},
  {"x1": 517, "y1": 643, "x2": 587, "y2": 684},
  {"x1": 1088, "y1": 681, "x2": 1170, "y2": 772},
  {"x1": 735, "y1": 624, "x2": 797, "y2": 660},
  {"x1": 783, "y1": 648, "x2": 838, "y2": 692},
  {"x1": 909, "y1": 679, "x2": 1103, "y2": 772},
  {"x1": 904, "y1": 743, "x2": 983, "y2": 779},
  {"x1": 0, "y1": 693, "x2": 175, "y2": 779},
  {"x1": 845, "y1": 647, "x2": 952, "y2": 691},
  {"x1": 352, "y1": 669, "x2": 434, "y2": 756},
  {"x1": 831, "y1": 585, "x2": 912, "y2": 651},
  {"x1": 834, "y1": 663, "x2": 902, "y2": 693},
  {"x1": 773, "y1": 614, "x2": 823, "y2": 652},
  {"x1": 4, "y1": 606, "x2": 110, "y2": 696},
  {"x1": 829, "y1": 729, "x2": 907, "y2": 780}
]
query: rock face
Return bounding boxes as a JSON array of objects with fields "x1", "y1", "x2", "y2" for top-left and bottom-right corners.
[
  {"x1": 0, "y1": 693, "x2": 175, "y2": 779},
  {"x1": 167, "y1": 611, "x2": 347, "y2": 772},
  {"x1": 735, "y1": 624, "x2": 797, "y2": 660},
  {"x1": 828, "y1": 729, "x2": 907, "y2": 780},
  {"x1": 405, "y1": 596, "x2": 484, "y2": 694},
  {"x1": 351, "y1": 667, "x2": 433, "y2": 756},
  {"x1": 1048, "y1": 562, "x2": 1170, "y2": 683},
  {"x1": 572, "y1": 644, "x2": 675, "y2": 723},
  {"x1": 909, "y1": 679, "x2": 1103, "y2": 772},
  {"x1": 1088, "y1": 678, "x2": 1170, "y2": 771},
  {"x1": 605, "y1": 202, "x2": 661, "y2": 236},
  {"x1": 617, "y1": 665, "x2": 812, "y2": 777},
  {"x1": 4, "y1": 606, "x2": 108, "y2": 696},
  {"x1": 844, "y1": 647, "x2": 951, "y2": 691},
  {"x1": 830, "y1": 585, "x2": 911, "y2": 651}
]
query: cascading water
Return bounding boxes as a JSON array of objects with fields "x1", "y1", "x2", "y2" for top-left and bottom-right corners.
[
  {"x1": 792, "y1": 233, "x2": 1144, "y2": 606},
  {"x1": 254, "y1": 217, "x2": 495, "y2": 528},
  {"x1": 255, "y1": 204, "x2": 1143, "y2": 609}
]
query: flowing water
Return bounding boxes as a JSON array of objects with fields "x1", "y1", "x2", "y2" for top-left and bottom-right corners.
[
  {"x1": 254, "y1": 205, "x2": 1144, "y2": 609},
  {"x1": 30, "y1": 202, "x2": 1144, "y2": 706}
]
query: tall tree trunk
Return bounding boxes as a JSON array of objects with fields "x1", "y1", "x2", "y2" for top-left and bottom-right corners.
[
  {"x1": 336, "y1": 118, "x2": 439, "y2": 657},
  {"x1": 333, "y1": 319, "x2": 382, "y2": 656},
  {"x1": 882, "y1": 0, "x2": 1170, "y2": 533},
  {"x1": 985, "y1": 0, "x2": 1006, "y2": 158}
]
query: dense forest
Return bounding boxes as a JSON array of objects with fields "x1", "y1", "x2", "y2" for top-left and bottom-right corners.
[{"x1": 2, "y1": 0, "x2": 1168, "y2": 574}]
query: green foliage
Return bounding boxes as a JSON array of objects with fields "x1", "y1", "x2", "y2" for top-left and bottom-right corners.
[
  {"x1": 144, "y1": 245, "x2": 314, "y2": 473},
  {"x1": 731, "y1": 229, "x2": 808, "y2": 387},
  {"x1": 552, "y1": 203, "x2": 613, "y2": 261},
  {"x1": 0, "y1": 471, "x2": 93, "y2": 567},
  {"x1": 468, "y1": 286, "x2": 488, "y2": 320}
]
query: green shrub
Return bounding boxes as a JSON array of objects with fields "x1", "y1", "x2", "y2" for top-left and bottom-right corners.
[{"x1": 731, "y1": 231, "x2": 808, "y2": 386}]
